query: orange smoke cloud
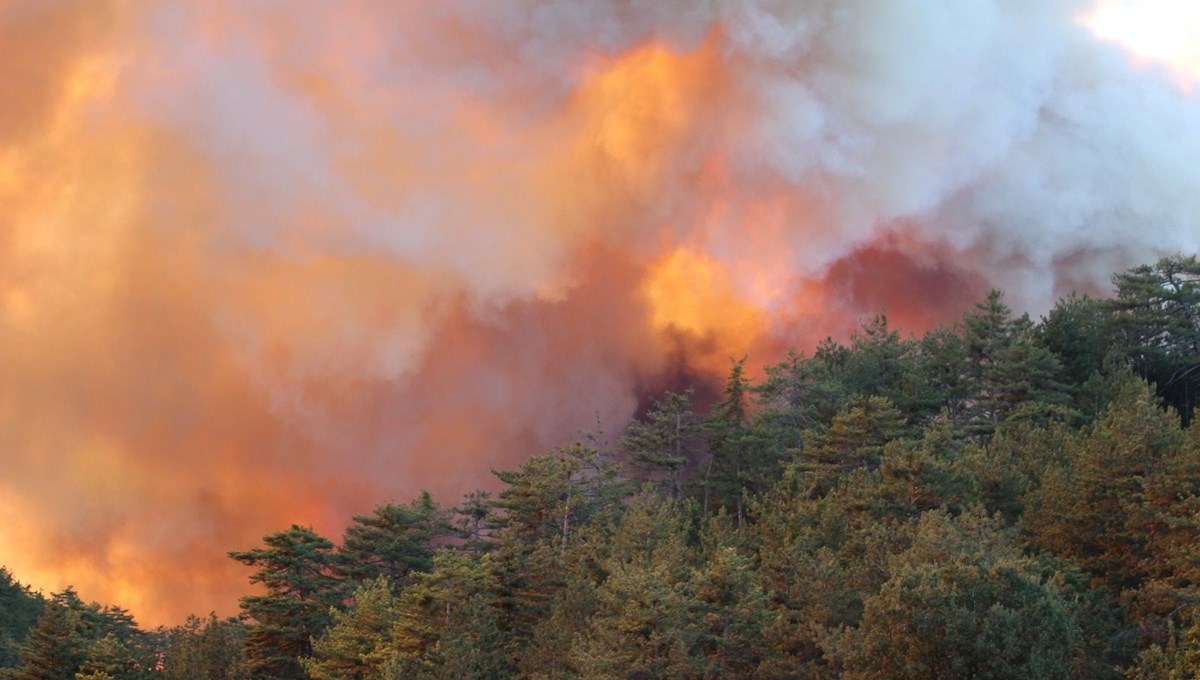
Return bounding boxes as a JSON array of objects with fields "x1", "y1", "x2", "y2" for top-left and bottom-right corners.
[
  {"x1": 642, "y1": 247, "x2": 768, "y2": 374},
  {"x1": 2, "y1": 0, "x2": 1199, "y2": 627}
]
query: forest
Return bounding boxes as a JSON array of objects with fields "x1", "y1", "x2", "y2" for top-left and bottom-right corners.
[{"x1": 2, "y1": 254, "x2": 1200, "y2": 679}]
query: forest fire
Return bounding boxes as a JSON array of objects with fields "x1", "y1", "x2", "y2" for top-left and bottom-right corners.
[
  {"x1": 1, "y1": 0, "x2": 1199, "y2": 629},
  {"x1": 642, "y1": 247, "x2": 770, "y2": 376}
]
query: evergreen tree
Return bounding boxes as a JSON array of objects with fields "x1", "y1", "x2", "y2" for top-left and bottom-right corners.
[
  {"x1": 158, "y1": 614, "x2": 248, "y2": 680},
  {"x1": 571, "y1": 493, "x2": 697, "y2": 679},
  {"x1": 1038, "y1": 292, "x2": 1115, "y2": 398},
  {"x1": 752, "y1": 466, "x2": 910, "y2": 676},
  {"x1": 429, "y1": 590, "x2": 509, "y2": 680},
  {"x1": 961, "y1": 290, "x2": 1024, "y2": 438},
  {"x1": 685, "y1": 542, "x2": 770, "y2": 678},
  {"x1": 916, "y1": 324, "x2": 971, "y2": 428},
  {"x1": 1028, "y1": 375, "x2": 1185, "y2": 591},
  {"x1": 697, "y1": 357, "x2": 778, "y2": 524},
  {"x1": 0, "y1": 568, "x2": 44, "y2": 669},
  {"x1": 228, "y1": 525, "x2": 347, "y2": 680},
  {"x1": 32, "y1": 250, "x2": 1200, "y2": 679},
  {"x1": 988, "y1": 333, "x2": 1074, "y2": 421},
  {"x1": 452, "y1": 490, "x2": 496, "y2": 553},
  {"x1": 519, "y1": 577, "x2": 598, "y2": 679},
  {"x1": 486, "y1": 439, "x2": 630, "y2": 655},
  {"x1": 492, "y1": 441, "x2": 626, "y2": 554},
  {"x1": 842, "y1": 314, "x2": 934, "y2": 423},
  {"x1": 339, "y1": 492, "x2": 449, "y2": 590},
  {"x1": 754, "y1": 347, "x2": 849, "y2": 452},
  {"x1": 621, "y1": 389, "x2": 697, "y2": 498},
  {"x1": 2, "y1": 598, "x2": 87, "y2": 680},
  {"x1": 802, "y1": 396, "x2": 907, "y2": 486},
  {"x1": 835, "y1": 510, "x2": 1079, "y2": 680},
  {"x1": 75, "y1": 634, "x2": 137, "y2": 680},
  {"x1": 303, "y1": 578, "x2": 397, "y2": 680},
  {"x1": 1123, "y1": 413, "x2": 1200, "y2": 637},
  {"x1": 387, "y1": 551, "x2": 510, "y2": 679},
  {"x1": 1108, "y1": 254, "x2": 1200, "y2": 424},
  {"x1": 1124, "y1": 620, "x2": 1200, "y2": 680}
]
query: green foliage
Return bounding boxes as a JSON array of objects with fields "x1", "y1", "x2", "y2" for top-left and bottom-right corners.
[
  {"x1": 387, "y1": 551, "x2": 510, "y2": 679},
  {"x1": 12, "y1": 253, "x2": 1200, "y2": 680},
  {"x1": 754, "y1": 347, "x2": 845, "y2": 449},
  {"x1": 158, "y1": 613, "x2": 248, "y2": 680},
  {"x1": 1108, "y1": 254, "x2": 1200, "y2": 425},
  {"x1": 621, "y1": 389, "x2": 698, "y2": 497},
  {"x1": 1039, "y1": 293, "x2": 1116, "y2": 397},
  {"x1": 453, "y1": 490, "x2": 496, "y2": 553},
  {"x1": 0, "y1": 568, "x2": 44, "y2": 669},
  {"x1": 803, "y1": 396, "x2": 907, "y2": 483},
  {"x1": 492, "y1": 441, "x2": 627, "y2": 552},
  {"x1": 697, "y1": 357, "x2": 781, "y2": 524},
  {"x1": 75, "y1": 634, "x2": 137, "y2": 680},
  {"x1": 571, "y1": 493, "x2": 697, "y2": 678},
  {"x1": 834, "y1": 510, "x2": 1079, "y2": 680},
  {"x1": 917, "y1": 324, "x2": 973, "y2": 427},
  {"x1": 303, "y1": 578, "x2": 398, "y2": 680},
  {"x1": 1027, "y1": 376, "x2": 1187, "y2": 592},
  {"x1": 228, "y1": 525, "x2": 347, "y2": 680},
  {"x1": 1124, "y1": 620, "x2": 1200, "y2": 680},
  {"x1": 1, "y1": 588, "x2": 155, "y2": 680},
  {"x1": 1, "y1": 599, "x2": 88, "y2": 680},
  {"x1": 339, "y1": 492, "x2": 449, "y2": 590}
]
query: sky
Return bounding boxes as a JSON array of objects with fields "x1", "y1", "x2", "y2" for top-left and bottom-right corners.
[{"x1": 1, "y1": 0, "x2": 1198, "y2": 626}]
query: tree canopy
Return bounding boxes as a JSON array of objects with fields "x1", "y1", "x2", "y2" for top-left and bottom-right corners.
[{"x1": 7, "y1": 253, "x2": 1200, "y2": 679}]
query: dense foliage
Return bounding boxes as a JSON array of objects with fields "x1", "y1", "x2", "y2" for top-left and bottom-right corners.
[{"x1": 3, "y1": 254, "x2": 1199, "y2": 678}]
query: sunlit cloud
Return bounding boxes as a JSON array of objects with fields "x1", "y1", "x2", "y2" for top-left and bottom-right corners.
[{"x1": 1082, "y1": 0, "x2": 1200, "y2": 88}]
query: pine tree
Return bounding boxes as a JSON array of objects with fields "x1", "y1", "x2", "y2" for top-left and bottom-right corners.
[
  {"x1": 621, "y1": 389, "x2": 697, "y2": 498},
  {"x1": 75, "y1": 634, "x2": 137, "y2": 680},
  {"x1": 452, "y1": 490, "x2": 496, "y2": 553},
  {"x1": 1108, "y1": 254, "x2": 1200, "y2": 425},
  {"x1": 339, "y1": 492, "x2": 449, "y2": 590},
  {"x1": 835, "y1": 510, "x2": 1079, "y2": 680},
  {"x1": 697, "y1": 357, "x2": 777, "y2": 524},
  {"x1": 387, "y1": 551, "x2": 510, "y2": 679},
  {"x1": 432, "y1": 590, "x2": 510, "y2": 680},
  {"x1": 1027, "y1": 374, "x2": 1186, "y2": 598},
  {"x1": 487, "y1": 441, "x2": 628, "y2": 665},
  {"x1": 842, "y1": 314, "x2": 932, "y2": 422},
  {"x1": 1123, "y1": 412, "x2": 1200, "y2": 636},
  {"x1": 158, "y1": 614, "x2": 248, "y2": 680},
  {"x1": 1038, "y1": 292, "x2": 1115, "y2": 396},
  {"x1": 228, "y1": 525, "x2": 347, "y2": 680},
  {"x1": 2, "y1": 599, "x2": 87, "y2": 680},
  {"x1": 754, "y1": 347, "x2": 850, "y2": 452},
  {"x1": 917, "y1": 324, "x2": 971, "y2": 428},
  {"x1": 961, "y1": 290, "x2": 1024, "y2": 438},
  {"x1": 802, "y1": 396, "x2": 907, "y2": 484},
  {"x1": 303, "y1": 578, "x2": 397, "y2": 680},
  {"x1": 571, "y1": 493, "x2": 697, "y2": 679},
  {"x1": 686, "y1": 542, "x2": 770, "y2": 677},
  {"x1": 1124, "y1": 620, "x2": 1200, "y2": 680},
  {"x1": 0, "y1": 568, "x2": 44, "y2": 669}
]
